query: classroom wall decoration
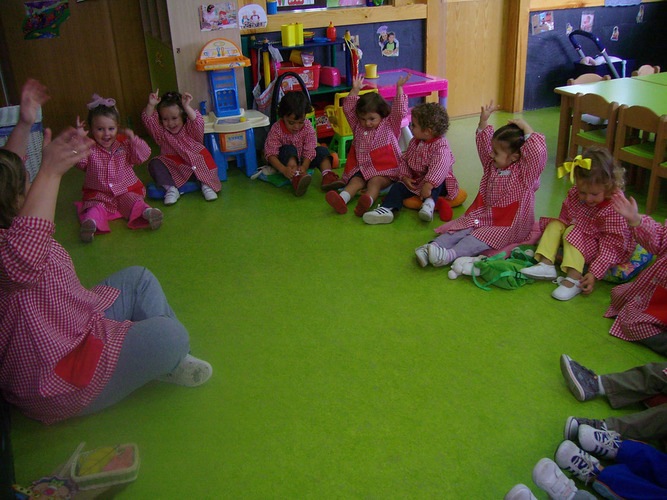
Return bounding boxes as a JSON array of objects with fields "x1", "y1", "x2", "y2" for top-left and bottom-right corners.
[
  {"x1": 580, "y1": 12, "x2": 594, "y2": 32},
  {"x1": 531, "y1": 12, "x2": 554, "y2": 35},
  {"x1": 380, "y1": 28, "x2": 399, "y2": 57},
  {"x1": 199, "y1": 2, "x2": 238, "y2": 31},
  {"x1": 22, "y1": 0, "x2": 70, "y2": 39},
  {"x1": 238, "y1": 4, "x2": 266, "y2": 29},
  {"x1": 277, "y1": 0, "x2": 326, "y2": 12}
]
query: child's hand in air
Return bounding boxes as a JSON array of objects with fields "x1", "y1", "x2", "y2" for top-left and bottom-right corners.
[
  {"x1": 351, "y1": 74, "x2": 365, "y2": 92},
  {"x1": 611, "y1": 191, "x2": 641, "y2": 226},
  {"x1": 401, "y1": 176, "x2": 416, "y2": 191},
  {"x1": 182, "y1": 92, "x2": 194, "y2": 109},
  {"x1": 580, "y1": 272, "x2": 596, "y2": 294},
  {"x1": 479, "y1": 100, "x2": 500, "y2": 128},
  {"x1": 396, "y1": 73, "x2": 411, "y2": 91},
  {"x1": 75, "y1": 116, "x2": 88, "y2": 137},
  {"x1": 19, "y1": 79, "x2": 50, "y2": 127},
  {"x1": 148, "y1": 89, "x2": 160, "y2": 107},
  {"x1": 508, "y1": 118, "x2": 534, "y2": 136}
]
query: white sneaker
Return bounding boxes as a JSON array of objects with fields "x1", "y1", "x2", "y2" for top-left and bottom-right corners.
[
  {"x1": 532, "y1": 458, "x2": 578, "y2": 500},
  {"x1": 418, "y1": 199, "x2": 435, "y2": 222},
  {"x1": 554, "y1": 440, "x2": 601, "y2": 485},
  {"x1": 142, "y1": 208, "x2": 163, "y2": 230},
  {"x1": 415, "y1": 244, "x2": 429, "y2": 267},
  {"x1": 578, "y1": 425, "x2": 622, "y2": 459},
  {"x1": 158, "y1": 354, "x2": 212, "y2": 387},
  {"x1": 552, "y1": 277, "x2": 582, "y2": 301},
  {"x1": 520, "y1": 262, "x2": 557, "y2": 280},
  {"x1": 164, "y1": 186, "x2": 180, "y2": 206},
  {"x1": 504, "y1": 484, "x2": 537, "y2": 500},
  {"x1": 427, "y1": 243, "x2": 452, "y2": 267},
  {"x1": 201, "y1": 184, "x2": 218, "y2": 201},
  {"x1": 363, "y1": 207, "x2": 394, "y2": 224}
]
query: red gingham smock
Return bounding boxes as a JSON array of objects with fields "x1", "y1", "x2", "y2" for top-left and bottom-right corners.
[
  {"x1": 0, "y1": 217, "x2": 129, "y2": 424},
  {"x1": 341, "y1": 93, "x2": 407, "y2": 183},
  {"x1": 605, "y1": 215, "x2": 667, "y2": 341},
  {"x1": 434, "y1": 126, "x2": 547, "y2": 249},
  {"x1": 76, "y1": 134, "x2": 151, "y2": 215},
  {"x1": 401, "y1": 136, "x2": 459, "y2": 199},
  {"x1": 538, "y1": 186, "x2": 634, "y2": 279},
  {"x1": 264, "y1": 119, "x2": 317, "y2": 162},
  {"x1": 141, "y1": 110, "x2": 221, "y2": 191}
]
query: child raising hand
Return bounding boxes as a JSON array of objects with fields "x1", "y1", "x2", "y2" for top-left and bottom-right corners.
[
  {"x1": 143, "y1": 89, "x2": 221, "y2": 205},
  {"x1": 325, "y1": 73, "x2": 410, "y2": 216}
]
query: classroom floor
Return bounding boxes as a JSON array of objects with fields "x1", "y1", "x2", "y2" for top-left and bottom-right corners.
[{"x1": 11, "y1": 106, "x2": 666, "y2": 499}]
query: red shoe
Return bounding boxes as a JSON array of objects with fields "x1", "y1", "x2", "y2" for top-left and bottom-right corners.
[
  {"x1": 435, "y1": 198, "x2": 453, "y2": 221},
  {"x1": 354, "y1": 194, "x2": 373, "y2": 216},
  {"x1": 320, "y1": 171, "x2": 345, "y2": 191},
  {"x1": 325, "y1": 190, "x2": 348, "y2": 214},
  {"x1": 292, "y1": 173, "x2": 312, "y2": 197}
]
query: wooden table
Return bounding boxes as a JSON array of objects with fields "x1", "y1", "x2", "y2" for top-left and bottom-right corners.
[
  {"x1": 633, "y1": 72, "x2": 667, "y2": 86},
  {"x1": 554, "y1": 78, "x2": 667, "y2": 166}
]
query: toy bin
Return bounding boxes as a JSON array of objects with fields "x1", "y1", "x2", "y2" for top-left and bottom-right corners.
[
  {"x1": 71, "y1": 443, "x2": 140, "y2": 490},
  {"x1": 272, "y1": 63, "x2": 321, "y2": 91}
]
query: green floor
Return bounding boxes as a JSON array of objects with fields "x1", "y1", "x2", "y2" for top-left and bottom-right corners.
[{"x1": 12, "y1": 107, "x2": 666, "y2": 498}]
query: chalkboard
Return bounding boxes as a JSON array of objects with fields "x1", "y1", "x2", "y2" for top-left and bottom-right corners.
[{"x1": 524, "y1": 3, "x2": 667, "y2": 110}]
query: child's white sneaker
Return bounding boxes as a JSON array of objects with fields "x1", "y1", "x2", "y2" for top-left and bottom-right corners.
[
  {"x1": 418, "y1": 199, "x2": 435, "y2": 222},
  {"x1": 363, "y1": 207, "x2": 394, "y2": 224},
  {"x1": 415, "y1": 244, "x2": 429, "y2": 267},
  {"x1": 578, "y1": 425, "x2": 622, "y2": 459},
  {"x1": 201, "y1": 184, "x2": 218, "y2": 201},
  {"x1": 158, "y1": 354, "x2": 212, "y2": 387},
  {"x1": 554, "y1": 440, "x2": 601, "y2": 484},
  {"x1": 164, "y1": 186, "x2": 180, "y2": 205},
  {"x1": 552, "y1": 277, "x2": 582, "y2": 301},
  {"x1": 504, "y1": 484, "x2": 537, "y2": 500},
  {"x1": 427, "y1": 244, "x2": 453, "y2": 267},
  {"x1": 521, "y1": 262, "x2": 557, "y2": 280},
  {"x1": 142, "y1": 208, "x2": 163, "y2": 230},
  {"x1": 532, "y1": 458, "x2": 579, "y2": 500}
]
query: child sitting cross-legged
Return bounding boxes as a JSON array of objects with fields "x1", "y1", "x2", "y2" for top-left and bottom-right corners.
[
  {"x1": 263, "y1": 91, "x2": 343, "y2": 196},
  {"x1": 363, "y1": 102, "x2": 458, "y2": 224}
]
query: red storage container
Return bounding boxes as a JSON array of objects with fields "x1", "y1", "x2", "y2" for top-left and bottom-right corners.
[{"x1": 272, "y1": 63, "x2": 321, "y2": 91}]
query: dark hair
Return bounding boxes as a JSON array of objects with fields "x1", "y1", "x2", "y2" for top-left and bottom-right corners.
[
  {"x1": 0, "y1": 149, "x2": 27, "y2": 229},
  {"x1": 411, "y1": 103, "x2": 449, "y2": 137},
  {"x1": 87, "y1": 103, "x2": 120, "y2": 130},
  {"x1": 278, "y1": 91, "x2": 312, "y2": 120},
  {"x1": 157, "y1": 91, "x2": 188, "y2": 123},
  {"x1": 356, "y1": 92, "x2": 391, "y2": 119},
  {"x1": 492, "y1": 124, "x2": 525, "y2": 156},
  {"x1": 574, "y1": 146, "x2": 625, "y2": 193}
]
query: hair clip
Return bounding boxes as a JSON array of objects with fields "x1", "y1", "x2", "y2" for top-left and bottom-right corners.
[
  {"x1": 87, "y1": 94, "x2": 116, "y2": 110},
  {"x1": 558, "y1": 155, "x2": 591, "y2": 183}
]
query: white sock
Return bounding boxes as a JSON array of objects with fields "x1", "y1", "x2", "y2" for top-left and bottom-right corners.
[
  {"x1": 321, "y1": 169, "x2": 332, "y2": 175},
  {"x1": 598, "y1": 376, "x2": 605, "y2": 395},
  {"x1": 340, "y1": 191, "x2": 351, "y2": 204}
]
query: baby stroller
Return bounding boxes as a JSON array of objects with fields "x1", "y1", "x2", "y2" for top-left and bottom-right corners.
[{"x1": 568, "y1": 30, "x2": 634, "y2": 79}]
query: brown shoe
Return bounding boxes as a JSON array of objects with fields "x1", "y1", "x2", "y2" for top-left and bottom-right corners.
[
  {"x1": 320, "y1": 171, "x2": 345, "y2": 191},
  {"x1": 325, "y1": 190, "x2": 348, "y2": 214},
  {"x1": 80, "y1": 219, "x2": 97, "y2": 243},
  {"x1": 354, "y1": 194, "x2": 373, "y2": 217},
  {"x1": 292, "y1": 173, "x2": 312, "y2": 197}
]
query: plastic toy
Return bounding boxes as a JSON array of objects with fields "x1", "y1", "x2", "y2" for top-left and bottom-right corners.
[{"x1": 568, "y1": 30, "x2": 634, "y2": 79}]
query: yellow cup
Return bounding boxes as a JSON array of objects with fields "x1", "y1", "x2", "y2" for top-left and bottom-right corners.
[{"x1": 365, "y1": 64, "x2": 378, "y2": 79}]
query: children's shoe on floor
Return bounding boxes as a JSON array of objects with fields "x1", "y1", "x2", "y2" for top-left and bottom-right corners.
[
  {"x1": 320, "y1": 171, "x2": 344, "y2": 191},
  {"x1": 415, "y1": 244, "x2": 429, "y2": 267},
  {"x1": 532, "y1": 458, "x2": 579, "y2": 500},
  {"x1": 418, "y1": 199, "x2": 435, "y2": 222},
  {"x1": 521, "y1": 262, "x2": 557, "y2": 280},
  {"x1": 503, "y1": 484, "x2": 537, "y2": 500},
  {"x1": 554, "y1": 440, "x2": 601, "y2": 484},
  {"x1": 560, "y1": 354, "x2": 600, "y2": 402},
  {"x1": 552, "y1": 277, "x2": 582, "y2": 301},
  {"x1": 427, "y1": 244, "x2": 454, "y2": 267},
  {"x1": 80, "y1": 219, "x2": 96, "y2": 243},
  {"x1": 142, "y1": 208, "x2": 163, "y2": 230},
  {"x1": 578, "y1": 425, "x2": 621, "y2": 459},
  {"x1": 164, "y1": 186, "x2": 180, "y2": 205},
  {"x1": 363, "y1": 207, "x2": 394, "y2": 224},
  {"x1": 292, "y1": 173, "x2": 312, "y2": 196},
  {"x1": 158, "y1": 354, "x2": 212, "y2": 387},
  {"x1": 326, "y1": 190, "x2": 347, "y2": 214},
  {"x1": 564, "y1": 416, "x2": 607, "y2": 441},
  {"x1": 354, "y1": 194, "x2": 373, "y2": 216},
  {"x1": 201, "y1": 183, "x2": 218, "y2": 201}
]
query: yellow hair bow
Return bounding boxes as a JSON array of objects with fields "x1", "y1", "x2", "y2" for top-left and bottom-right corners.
[{"x1": 558, "y1": 155, "x2": 591, "y2": 183}]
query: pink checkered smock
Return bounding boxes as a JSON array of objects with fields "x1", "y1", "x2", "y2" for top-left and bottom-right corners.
[
  {"x1": 401, "y1": 136, "x2": 458, "y2": 198},
  {"x1": 605, "y1": 215, "x2": 667, "y2": 341},
  {"x1": 341, "y1": 93, "x2": 407, "y2": 183},
  {"x1": 264, "y1": 119, "x2": 318, "y2": 162},
  {"x1": 539, "y1": 187, "x2": 635, "y2": 279},
  {"x1": 142, "y1": 110, "x2": 221, "y2": 191},
  {"x1": 0, "y1": 217, "x2": 130, "y2": 424},
  {"x1": 434, "y1": 126, "x2": 547, "y2": 250}
]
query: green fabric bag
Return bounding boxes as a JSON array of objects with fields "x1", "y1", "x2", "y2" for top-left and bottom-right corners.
[{"x1": 472, "y1": 248, "x2": 538, "y2": 291}]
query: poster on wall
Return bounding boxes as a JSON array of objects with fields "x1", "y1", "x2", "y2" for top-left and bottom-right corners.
[
  {"x1": 23, "y1": 0, "x2": 70, "y2": 39},
  {"x1": 199, "y1": 2, "x2": 238, "y2": 31},
  {"x1": 580, "y1": 12, "x2": 594, "y2": 32},
  {"x1": 277, "y1": 0, "x2": 326, "y2": 12},
  {"x1": 531, "y1": 11, "x2": 554, "y2": 35},
  {"x1": 238, "y1": 4, "x2": 267, "y2": 29},
  {"x1": 378, "y1": 26, "x2": 399, "y2": 57}
]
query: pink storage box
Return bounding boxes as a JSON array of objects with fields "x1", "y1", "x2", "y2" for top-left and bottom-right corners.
[{"x1": 320, "y1": 66, "x2": 341, "y2": 87}]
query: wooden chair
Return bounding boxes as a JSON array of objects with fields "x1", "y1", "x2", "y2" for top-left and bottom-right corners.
[
  {"x1": 566, "y1": 73, "x2": 611, "y2": 86},
  {"x1": 613, "y1": 105, "x2": 667, "y2": 214},
  {"x1": 631, "y1": 65, "x2": 661, "y2": 77},
  {"x1": 568, "y1": 92, "x2": 619, "y2": 158}
]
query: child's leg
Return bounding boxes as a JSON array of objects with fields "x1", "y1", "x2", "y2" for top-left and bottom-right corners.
[
  {"x1": 419, "y1": 183, "x2": 444, "y2": 222},
  {"x1": 148, "y1": 158, "x2": 175, "y2": 189},
  {"x1": 312, "y1": 145, "x2": 343, "y2": 191},
  {"x1": 355, "y1": 175, "x2": 392, "y2": 216},
  {"x1": 428, "y1": 229, "x2": 490, "y2": 267},
  {"x1": 116, "y1": 193, "x2": 159, "y2": 230},
  {"x1": 535, "y1": 220, "x2": 568, "y2": 265},
  {"x1": 560, "y1": 225, "x2": 586, "y2": 283},
  {"x1": 326, "y1": 174, "x2": 365, "y2": 214},
  {"x1": 78, "y1": 202, "x2": 111, "y2": 243},
  {"x1": 363, "y1": 181, "x2": 411, "y2": 224},
  {"x1": 278, "y1": 144, "x2": 300, "y2": 173}
]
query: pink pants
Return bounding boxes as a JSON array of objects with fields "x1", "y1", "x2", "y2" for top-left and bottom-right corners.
[{"x1": 76, "y1": 193, "x2": 151, "y2": 233}]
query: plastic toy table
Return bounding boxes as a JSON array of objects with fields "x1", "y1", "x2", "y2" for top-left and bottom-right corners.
[
  {"x1": 361, "y1": 69, "x2": 448, "y2": 107},
  {"x1": 632, "y1": 72, "x2": 667, "y2": 86}
]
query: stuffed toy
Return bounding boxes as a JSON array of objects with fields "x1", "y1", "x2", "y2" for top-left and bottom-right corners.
[{"x1": 447, "y1": 256, "x2": 483, "y2": 280}]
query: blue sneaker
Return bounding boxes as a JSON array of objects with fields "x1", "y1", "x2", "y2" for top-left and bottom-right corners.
[{"x1": 560, "y1": 354, "x2": 600, "y2": 402}]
